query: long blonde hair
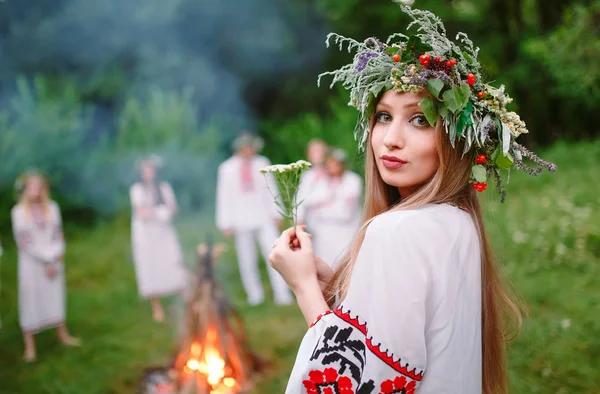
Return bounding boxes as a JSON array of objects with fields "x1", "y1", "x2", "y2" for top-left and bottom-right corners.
[
  {"x1": 324, "y1": 112, "x2": 522, "y2": 394},
  {"x1": 18, "y1": 174, "x2": 52, "y2": 220}
]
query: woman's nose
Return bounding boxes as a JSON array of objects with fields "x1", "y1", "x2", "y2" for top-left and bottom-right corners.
[{"x1": 382, "y1": 120, "x2": 405, "y2": 150}]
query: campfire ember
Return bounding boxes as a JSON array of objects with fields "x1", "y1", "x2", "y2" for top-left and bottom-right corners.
[{"x1": 140, "y1": 238, "x2": 265, "y2": 394}]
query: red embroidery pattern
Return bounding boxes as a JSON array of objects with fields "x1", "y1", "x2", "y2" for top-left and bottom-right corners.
[
  {"x1": 380, "y1": 376, "x2": 416, "y2": 394},
  {"x1": 310, "y1": 310, "x2": 333, "y2": 328},
  {"x1": 333, "y1": 307, "x2": 424, "y2": 381},
  {"x1": 303, "y1": 368, "x2": 354, "y2": 394}
]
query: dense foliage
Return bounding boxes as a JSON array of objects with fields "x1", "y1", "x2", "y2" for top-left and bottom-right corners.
[{"x1": 0, "y1": 0, "x2": 598, "y2": 227}]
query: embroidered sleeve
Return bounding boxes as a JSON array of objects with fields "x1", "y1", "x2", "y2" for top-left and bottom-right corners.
[{"x1": 286, "y1": 211, "x2": 450, "y2": 394}]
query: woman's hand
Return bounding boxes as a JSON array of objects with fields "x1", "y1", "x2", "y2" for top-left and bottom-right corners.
[
  {"x1": 270, "y1": 226, "x2": 331, "y2": 326},
  {"x1": 45, "y1": 264, "x2": 57, "y2": 279},
  {"x1": 269, "y1": 226, "x2": 318, "y2": 294},
  {"x1": 139, "y1": 207, "x2": 156, "y2": 219}
]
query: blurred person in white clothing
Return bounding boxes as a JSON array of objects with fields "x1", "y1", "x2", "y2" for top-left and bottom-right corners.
[
  {"x1": 215, "y1": 132, "x2": 293, "y2": 306},
  {"x1": 130, "y1": 156, "x2": 187, "y2": 322},
  {"x1": 11, "y1": 171, "x2": 80, "y2": 362},
  {"x1": 300, "y1": 148, "x2": 363, "y2": 267}
]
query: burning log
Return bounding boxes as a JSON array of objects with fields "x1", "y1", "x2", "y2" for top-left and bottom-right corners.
[{"x1": 140, "y1": 237, "x2": 266, "y2": 394}]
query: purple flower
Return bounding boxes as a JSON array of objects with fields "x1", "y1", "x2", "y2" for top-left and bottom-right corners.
[
  {"x1": 355, "y1": 51, "x2": 378, "y2": 72},
  {"x1": 409, "y1": 69, "x2": 452, "y2": 86}
]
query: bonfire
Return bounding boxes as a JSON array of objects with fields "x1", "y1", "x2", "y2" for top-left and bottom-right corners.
[{"x1": 140, "y1": 239, "x2": 265, "y2": 394}]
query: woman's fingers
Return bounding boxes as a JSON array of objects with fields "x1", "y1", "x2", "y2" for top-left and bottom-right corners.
[{"x1": 295, "y1": 229, "x2": 314, "y2": 253}]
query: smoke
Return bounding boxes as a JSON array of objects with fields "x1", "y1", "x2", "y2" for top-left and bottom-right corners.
[{"x1": 0, "y1": 0, "x2": 328, "y2": 216}]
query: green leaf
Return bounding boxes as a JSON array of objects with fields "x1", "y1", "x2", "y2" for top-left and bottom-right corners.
[
  {"x1": 462, "y1": 100, "x2": 473, "y2": 118},
  {"x1": 419, "y1": 96, "x2": 438, "y2": 127},
  {"x1": 406, "y1": 35, "x2": 433, "y2": 59},
  {"x1": 426, "y1": 78, "x2": 445, "y2": 98},
  {"x1": 442, "y1": 83, "x2": 472, "y2": 113},
  {"x1": 437, "y1": 101, "x2": 448, "y2": 118},
  {"x1": 462, "y1": 51, "x2": 474, "y2": 64},
  {"x1": 456, "y1": 83, "x2": 472, "y2": 109},
  {"x1": 494, "y1": 152, "x2": 514, "y2": 169},
  {"x1": 384, "y1": 47, "x2": 400, "y2": 55},
  {"x1": 442, "y1": 89, "x2": 459, "y2": 113},
  {"x1": 456, "y1": 113, "x2": 466, "y2": 137},
  {"x1": 471, "y1": 165, "x2": 487, "y2": 182}
]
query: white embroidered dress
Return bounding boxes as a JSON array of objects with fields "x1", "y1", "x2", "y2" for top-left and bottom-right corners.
[
  {"x1": 286, "y1": 204, "x2": 482, "y2": 394},
  {"x1": 130, "y1": 182, "x2": 186, "y2": 299},
  {"x1": 11, "y1": 202, "x2": 67, "y2": 333}
]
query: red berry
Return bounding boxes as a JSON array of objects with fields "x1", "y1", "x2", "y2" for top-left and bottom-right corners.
[
  {"x1": 393, "y1": 54, "x2": 400, "y2": 62},
  {"x1": 480, "y1": 182, "x2": 488, "y2": 191},
  {"x1": 472, "y1": 183, "x2": 478, "y2": 190},
  {"x1": 467, "y1": 73, "x2": 476, "y2": 85},
  {"x1": 423, "y1": 60, "x2": 430, "y2": 67},
  {"x1": 424, "y1": 54, "x2": 431, "y2": 61},
  {"x1": 446, "y1": 61, "x2": 452, "y2": 67},
  {"x1": 477, "y1": 91, "x2": 485, "y2": 99},
  {"x1": 476, "y1": 154, "x2": 486, "y2": 164},
  {"x1": 450, "y1": 59, "x2": 457, "y2": 65},
  {"x1": 435, "y1": 57, "x2": 441, "y2": 62}
]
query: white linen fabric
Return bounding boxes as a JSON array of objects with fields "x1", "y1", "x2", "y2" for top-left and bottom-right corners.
[
  {"x1": 12, "y1": 202, "x2": 67, "y2": 333},
  {"x1": 130, "y1": 182, "x2": 186, "y2": 299},
  {"x1": 286, "y1": 204, "x2": 482, "y2": 394}
]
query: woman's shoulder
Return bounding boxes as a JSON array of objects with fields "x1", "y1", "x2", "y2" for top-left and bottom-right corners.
[
  {"x1": 11, "y1": 203, "x2": 24, "y2": 216},
  {"x1": 130, "y1": 182, "x2": 143, "y2": 191},
  {"x1": 369, "y1": 204, "x2": 475, "y2": 244}
]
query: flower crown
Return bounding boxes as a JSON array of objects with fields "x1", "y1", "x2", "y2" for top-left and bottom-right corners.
[{"x1": 318, "y1": 5, "x2": 556, "y2": 201}]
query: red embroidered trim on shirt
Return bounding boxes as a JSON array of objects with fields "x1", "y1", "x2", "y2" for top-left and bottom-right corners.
[
  {"x1": 331, "y1": 307, "x2": 424, "y2": 382},
  {"x1": 310, "y1": 310, "x2": 333, "y2": 328}
]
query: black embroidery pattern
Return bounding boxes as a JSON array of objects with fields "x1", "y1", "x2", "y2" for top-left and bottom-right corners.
[{"x1": 308, "y1": 324, "x2": 376, "y2": 393}]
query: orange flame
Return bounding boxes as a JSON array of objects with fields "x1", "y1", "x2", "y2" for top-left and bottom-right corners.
[{"x1": 181, "y1": 327, "x2": 238, "y2": 393}]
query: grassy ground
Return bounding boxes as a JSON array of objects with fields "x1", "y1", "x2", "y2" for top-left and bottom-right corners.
[{"x1": 0, "y1": 140, "x2": 598, "y2": 394}]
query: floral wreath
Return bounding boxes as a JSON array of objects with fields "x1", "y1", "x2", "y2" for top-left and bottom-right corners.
[{"x1": 318, "y1": 5, "x2": 556, "y2": 201}]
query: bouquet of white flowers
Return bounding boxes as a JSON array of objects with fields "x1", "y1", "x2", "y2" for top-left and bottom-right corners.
[{"x1": 260, "y1": 160, "x2": 312, "y2": 229}]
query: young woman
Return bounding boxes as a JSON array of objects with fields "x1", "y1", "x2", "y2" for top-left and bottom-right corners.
[
  {"x1": 11, "y1": 172, "x2": 80, "y2": 362},
  {"x1": 269, "y1": 6, "x2": 556, "y2": 394},
  {"x1": 299, "y1": 148, "x2": 363, "y2": 267},
  {"x1": 130, "y1": 156, "x2": 187, "y2": 322}
]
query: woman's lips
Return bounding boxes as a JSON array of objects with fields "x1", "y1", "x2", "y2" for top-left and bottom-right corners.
[{"x1": 381, "y1": 155, "x2": 407, "y2": 169}]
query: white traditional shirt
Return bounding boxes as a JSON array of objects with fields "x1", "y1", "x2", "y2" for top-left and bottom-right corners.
[
  {"x1": 286, "y1": 204, "x2": 482, "y2": 394},
  {"x1": 216, "y1": 155, "x2": 279, "y2": 232}
]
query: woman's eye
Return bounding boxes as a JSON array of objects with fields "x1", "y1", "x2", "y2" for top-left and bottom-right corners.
[
  {"x1": 409, "y1": 115, "x2": 430, "y2": 128},
  {"x1": 375, "y1": 112, "x2": 392, "y2": 123}
]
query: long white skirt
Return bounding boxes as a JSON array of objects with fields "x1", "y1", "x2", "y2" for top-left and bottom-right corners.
[
  {"x1": 132, "y1": 218, "x2": 186, "y2": 299},
  {"x1": 18, "y1": 257, "x2": 65, "y2": 333}
]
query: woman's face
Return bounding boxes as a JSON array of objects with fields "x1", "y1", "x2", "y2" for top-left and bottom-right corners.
[
  {"x1": 325, "y1": 157, "x2": 345, "y2": 177},
  {"x1": 370, "y1": 91, "x2": 440, "y2": 198},
  {"x1": 141, "y1": 162, "x2": 156, "y2": 182},
  {"x1": 308, "y1": 142, "x2": 328, "y2": 166},
  {"x1": 25, "y1": 176, "x2": 45, "y2": 201}
]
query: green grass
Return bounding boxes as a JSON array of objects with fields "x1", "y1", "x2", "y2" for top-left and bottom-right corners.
[{"x1": 0, "y1": 140, "x2": 599, "y2": 393}]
